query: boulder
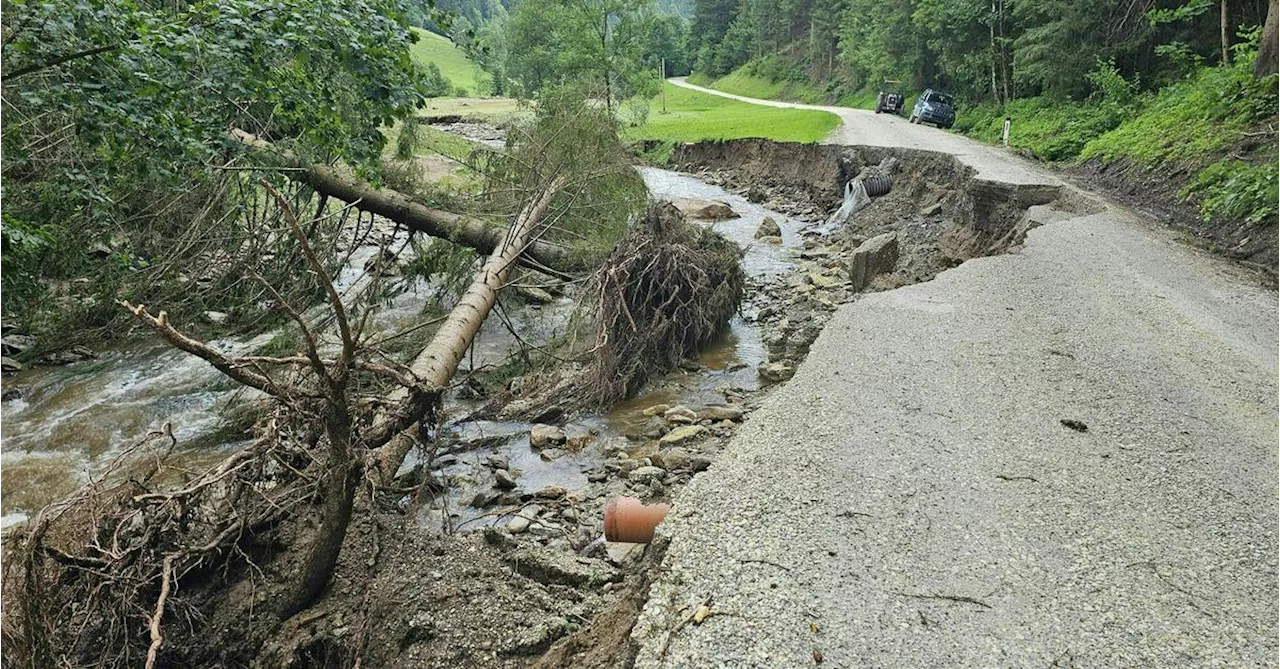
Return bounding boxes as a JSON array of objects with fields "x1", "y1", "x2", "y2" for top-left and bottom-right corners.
[
  {"x1": 1, "y1": 357, "x2": 22, "y2": 374},
  {"x1": 494, "y1": 469, "x2": 518, "y2": 489},
  {"x1": 690, "y1": 456, "x2": 713, "y2": 472},
  {"x1": 529, "y1": 424, "x2": 566, "y2": 449},
  {"x1": 759, "y1": 235, "x2": 783, "y2": 245},
  {"x1": 659, "y1": 424, "x2": 708, "y2": 445},
  {"x1": 698, "y1": 405, "x2": 744, "y2": 422},
  {"x1": 1, "y1": 334, "x2": 35, "y2": 356},
  {"x1": 848, "y1": 232, "x2": 899, "y2": 292},
  {"x1": 671, "y1": 197, "x2": 739, "y2": 221},
  {"x1": 747, "y1": 185, "x2": 768, "y2": 203},
  {"x1": 758, "y1": 361, "x2": 795, "y2": 383},
  {"x1": 755, "y1": 216, "x2": 782, "y2": 239},
  {"x1": 486, "y1": 454, "x2": 510, "y2": 470}
]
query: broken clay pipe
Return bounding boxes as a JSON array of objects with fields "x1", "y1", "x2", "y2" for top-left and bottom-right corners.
[{"x1": 604, "y1": 497, "x2": 670, "y2": 543}]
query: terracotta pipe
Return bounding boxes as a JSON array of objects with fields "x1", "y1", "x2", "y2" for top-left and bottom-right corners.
[{"x1": 604, "y1": 497, "x2": 670, "y2": 543}]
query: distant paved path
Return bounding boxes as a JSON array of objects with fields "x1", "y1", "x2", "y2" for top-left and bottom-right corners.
[
  {"x1": 634, "y1": 80, "x2": 1279, "y2": 667},
  {"x1": 669, "y1": 76, "x2": 1053, "y2": 186}
]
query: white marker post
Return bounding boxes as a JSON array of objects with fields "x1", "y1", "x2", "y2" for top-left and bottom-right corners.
[{"x1": 1002, "y1": 117, "x2": 1012, "y2": 147}]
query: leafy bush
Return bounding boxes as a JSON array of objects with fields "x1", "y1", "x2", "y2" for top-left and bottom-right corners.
[
  {"x1": 954, "y1": 98, "x2": 1128, "y2": 162},
  {"x1": 1182, "y1": 159, "x2": 1279, "y2": 226}
]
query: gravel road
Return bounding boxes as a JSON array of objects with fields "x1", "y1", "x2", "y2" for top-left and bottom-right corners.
[{"x1": 633, "y1": 80, "x2": 1279, "y2": 667}]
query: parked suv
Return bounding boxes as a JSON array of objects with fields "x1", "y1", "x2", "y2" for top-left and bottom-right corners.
[{"x1": 909, "y1": 89, "x2": 956, "y2": 129}]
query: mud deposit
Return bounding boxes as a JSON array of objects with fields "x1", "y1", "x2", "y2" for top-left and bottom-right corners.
[{"x1": 0, "y1": 137, "x2": 1091, "y2": 667}]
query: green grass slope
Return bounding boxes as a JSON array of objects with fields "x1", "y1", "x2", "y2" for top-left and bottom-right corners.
[
  {"x1": 410, "y1": 28, "x2": 485, "y2": 95},
  {"x1": 626, "y1": 82, "x2": 840, "y2": 144}
]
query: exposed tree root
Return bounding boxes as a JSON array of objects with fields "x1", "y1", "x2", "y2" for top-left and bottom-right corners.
[{"x1": 582, "y1": 201, "x2": 745, "y2": 405}]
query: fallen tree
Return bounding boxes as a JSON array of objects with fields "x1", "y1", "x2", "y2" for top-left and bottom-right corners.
[
  {"x1": 230, "y1": 129, "x2": 582, "y2": 278},
  {"x1": 373, "y1": 175, "x2": 567, "y2": 482}
]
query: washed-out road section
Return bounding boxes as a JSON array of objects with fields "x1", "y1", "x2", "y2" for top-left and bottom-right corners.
[{"x1": 631, "y1": 80, "x2": 1279, "y2": 666}]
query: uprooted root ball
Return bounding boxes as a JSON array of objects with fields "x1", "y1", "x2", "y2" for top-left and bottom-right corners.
[{"x1": 583, "y1": 201, "x2": 744, "y2": 405}]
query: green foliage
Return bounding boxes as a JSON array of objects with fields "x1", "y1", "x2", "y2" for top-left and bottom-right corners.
[
  {"x1": 500, "y1": 0, "x2": 684, "y2": 108},
  {"x1": 625, "y1": 81, "x2": 840, "y2": 143},
  {"x1": 422, "y1": 62, "x2": 455, "y2": 97},
  {"x1": 1183, "y1": 159, "x2": 1280, "y2": 226},
  {"x1": 1081, "y1": 59, "x2": 1275, "y2": 165},
  {"x1": 952, "y1": 98, "x2": 1129, "y2": 162},
  {"x1": 485, "y1": 87, "x2": 650, "y2": 263},
  {"x1": 1, "y1": 0, "x2": 428, "y2": 343},
  {"x1": 685, "y1": 0, "x2": 1272, "y2": 105}
]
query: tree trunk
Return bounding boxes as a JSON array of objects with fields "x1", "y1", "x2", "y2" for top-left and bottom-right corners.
[
  {"x1": 1221, "y1": 0, "x2": 1231, "y2": 64},
  {"x1": 374, "y1": 178, "x2": 567, "y2": 482},
  {"x1": 1257, "y1": 0, "x2": 1279, "y2": 78},
  {"x1": 283, "y1": 405, "x2": 359, "y2": 618},
  {"x1": 230, "y1": 130, "x2": 582, "y2": 277}
]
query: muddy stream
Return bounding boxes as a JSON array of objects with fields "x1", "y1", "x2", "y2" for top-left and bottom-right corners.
[{"x1": 0, "y1": 167, "x2": 809, "y2": 530}]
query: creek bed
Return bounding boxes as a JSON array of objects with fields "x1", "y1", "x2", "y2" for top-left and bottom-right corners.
[{"x1": 0, "y1": 167, "x2": 809, "y2": 530}]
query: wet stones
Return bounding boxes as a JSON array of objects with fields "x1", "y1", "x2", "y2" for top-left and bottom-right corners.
[
  {"x1": 698, "y1": 405, "x2": 744, "y2": 422},
  {"x1": 849, "y1": 232, "x2": 900, "y2": 292},
  {"x1": 758, "y1": 361, "x2": 795, "y2": 383},
  {"x1": 662, "y1": 405, "x2": 698, "y2": 425},
  {"x1": 506, "y1": 504, "x2": 542, "y2": 533},
  {"x1": 659, "y1": 425, "x2": 708, "y2": 446},
  {"x1": 1, "y1": 334, "x2": 35, "y2": 356},
  {"x1": 650, "y1": 447, "x2": 691, "y2": 471},
  {"x1": 628, "y1": 466, "x2": 666, "y2": 485},
  {"x1": 529, "y1": 424, "x2": 566, "y2": 449}
]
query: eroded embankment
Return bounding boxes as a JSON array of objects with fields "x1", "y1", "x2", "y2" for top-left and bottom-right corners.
[{"x1": 669, "y1": 138, "x2": 1092, "y2": 277}]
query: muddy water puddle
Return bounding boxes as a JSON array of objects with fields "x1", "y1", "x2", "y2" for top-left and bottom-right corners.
[{"x1": 0, "y1": 168, "x2": 807, "y2": 529}]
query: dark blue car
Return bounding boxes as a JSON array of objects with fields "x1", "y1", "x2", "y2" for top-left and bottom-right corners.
[{"x1": 909, "y1": 89, "x2": 956, "y2": 129}]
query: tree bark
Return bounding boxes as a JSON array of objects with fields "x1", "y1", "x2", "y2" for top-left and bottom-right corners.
[
  {"x1": 282, "y1": 406, "x2": 359, "y2": 618},
  {"x1": 229, "y1": 130, "x2": 582, "y2": 277},
  {"x1": 1257, "y1": 0, "x2": 1279, "y2": 78},
  {"x1": 1222, "y1": 0, "x2": 1232, "y2": 65},
  {"x1": 373, "y1": 177, "x2": 567, "y2": 482}
]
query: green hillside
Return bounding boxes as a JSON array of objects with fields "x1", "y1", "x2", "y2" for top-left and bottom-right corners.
[
  {"x1": 410, "y1": 27, "x2": 484, "y2": 95},
  {"x1": 627, "y1": 82, "x2": 840, "y2": 144}
]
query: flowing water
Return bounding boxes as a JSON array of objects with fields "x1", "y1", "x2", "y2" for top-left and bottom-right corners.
[{"x1": 0, "y1": 168, "x2": 809, "y2": 529}]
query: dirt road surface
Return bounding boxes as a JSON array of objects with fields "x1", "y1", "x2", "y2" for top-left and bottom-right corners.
[{"x1": 631, "y1": 79, "x2": 1279, "y2": 667}]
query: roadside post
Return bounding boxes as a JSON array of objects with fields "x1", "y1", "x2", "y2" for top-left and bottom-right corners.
[{"x1": 1002, "y1": 116, "x2": 1011, "y2": 147}]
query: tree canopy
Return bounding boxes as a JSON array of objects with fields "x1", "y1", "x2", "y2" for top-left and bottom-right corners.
[{"x1": 686, "y1": 0, "x2": 1274, "y2": 102}]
